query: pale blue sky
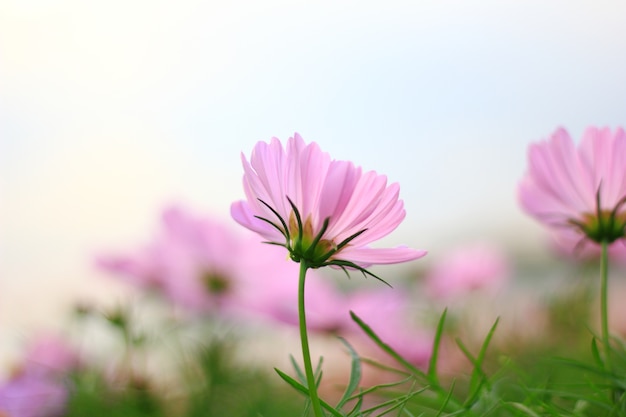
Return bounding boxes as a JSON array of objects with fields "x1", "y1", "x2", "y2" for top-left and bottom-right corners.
[{"x1": 1, "y1": 0, "x2": 626, "y2": 361}]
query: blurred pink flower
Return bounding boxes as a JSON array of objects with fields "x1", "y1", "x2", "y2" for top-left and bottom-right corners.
[
  {"x1": 222, "y1": 235, "x2": 352, "y2": 332},
  {"x1": 253, "y1": 273, "x2": 351, "y2": 333},
  {"x1": 346, "y1": 288, "x2": 433, "y2": 367},
  {"x1": 97, "y1": 206, "x2": 246, "y2": 312},
  {"x1": 97, "y1": 205, "x2": 346, "y2": 328},
  {"x1": 0, "y1": 333, "x2": 79, "y2": 417},
  {"x1": 0, "y1": 374, "x2": 67, "y2": 417},
  {"x1": 231, "y1": 133, "x2": 426, "y2": 273},
  {"x1": 425, "y1": 244, "x2": 510, "y2": 300},
  {"x1": 22, "y1": 334, "x2": 80, "y2": 378},
  {"x1": 519, "y1": 126, "x2": 626, "y2": 246}
]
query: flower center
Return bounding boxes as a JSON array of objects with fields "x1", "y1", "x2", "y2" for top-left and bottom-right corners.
[
  {"x1": 254, "y1": 197, "x2": 369, "y2": 273},
  {"x1": 570, "y1": 209, "x2": 626, "y2": 244},
  {"x1": 202, "y1": 272, "x2": 230, "y2": 295},
  {"x1": 287, "y1": 212, "x2": 337, "y2": 265}
]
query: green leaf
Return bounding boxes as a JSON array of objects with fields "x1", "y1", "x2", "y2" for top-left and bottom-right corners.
[
  {"x1": 315, "y1": 356, "x2": 325, "y2": 384},
  {"x1": 290, "y1": 355, "x2": 308, "y2": 386},
  {"x1": 336, "y1": 337, "x2": 362, "y2": 409},
  {"x1": 591, "y1": 337, "x2": 605, "y2": 369},
  {"x1": 359, "y1": 386, "x2": 427, "y2": 415},
  {"x1": 274, "y1": 368, "x2": 344, "y2": 417},
  {"x1": 459, "y1": 317, "x2": 499, "y2": 408},
  {"x1": 289, "y1": 354, "x2": 324, "y2": 387},
  {"x1": 359, "y1": 357, "x2": 411, "y2": 377},
  {"x1": 344, "y1": 376, "x2": 414, "y2": 403},
  {"x1": 427, "y1": 308, "x2": 447, "y2": 385},
  {"x1": 435, "y1": 380, "x2": 456, "y2": 417},
  {"x1": 527, "y1": 387, "x2": 613, "y2": 412},
  {"x1": 345, "y1": 395, "x2": 363, "y2": 417},
  {"x1": 349, "y1": 311, "x2": 464, "y2": 413},
  {"x1": 455, "y1": 338, "x2": 486, "y2": 407},
  {"x1": 349, "y1": 311, "x2": 427, "y2": 380},
  {"x1": 508, "y1": 402, "x2": 544, "y2": 417}
]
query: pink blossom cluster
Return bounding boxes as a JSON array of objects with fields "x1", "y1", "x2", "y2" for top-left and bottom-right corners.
[
  {"x1": 0, "y1": 335, "x2": 78, "y2": 417},
  {"x1": 97, "y1": 205, "x2": 350, "y2": 330},
  {"x1": 424, "y1": 244, "x2": 509, "y2": 300},
  {"x1": 97, "y1": 204, "x2": 513, "y2": 370}
]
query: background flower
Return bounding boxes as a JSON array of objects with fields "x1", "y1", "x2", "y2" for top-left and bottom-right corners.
[
  {"x1": 248, "y1": 270, "x2": 351, "y2": 333},
  {"x1": 424, "y1": 243, "x2": 510, "y2": 300},
  {"x1": 21, "y1": 334, "x2": 80, "y2": 378},
  {"x1": 345, "y1": 288, "x2": 433, "y2": 368},
  {"x1": 97, "y1": 206, "x2": 244, "y2": 313},
  {"x1": 0, "y1": 334, "x2": 76, "y2": 417},
  {"x1": 0, "y1": 374, "x2": 68, "y2": 417},
  {"x1": 96, "y1": 204, "x2": 352, "y2": 330},
  {"x1": 97, "y1": 205, "x2": 300, "y2": 317},
  {"x1": 518, "y1": 126, "x2": 626, "y2": 245}
]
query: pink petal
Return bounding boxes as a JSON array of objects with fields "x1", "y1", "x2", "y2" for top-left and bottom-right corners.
[
  {"x1": 230, "y1": 201, "x2": 284, "y2": 243},
  {"x1": 338, "y1": 246, "x2": 427, "y2": 266}
]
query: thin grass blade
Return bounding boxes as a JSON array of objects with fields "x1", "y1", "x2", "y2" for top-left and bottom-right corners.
[
  {"x1": 275, "y1": 368, "x2": 344, "y2": 417},
  {"x1": 427, "y1": 309, "x2": 447, "y2": 385},
  {"x1": 336, "y1": 337, "x2": 362, "y2": 409}
]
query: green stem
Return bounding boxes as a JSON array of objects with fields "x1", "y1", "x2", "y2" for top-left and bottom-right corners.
[
  {"x1": 600, "y1": 240, "x2": 611, "y2": 373},
  {"x1": 298, "y1": 260, "x2": 324, "y2": 417}
]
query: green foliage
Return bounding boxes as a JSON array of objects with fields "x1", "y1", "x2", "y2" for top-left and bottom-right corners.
[
  {"x1": 270, "y1": 303, "x2": 626, "y2": 417},
  {"x1": 336, "y1": 337, "x2": 362, "y2": 410},
  {"x1": 182, "y1": 340, "x2": 303, "y2": 417},
  {"x1": 65, "y1": 338, "x2": 304, "y2": 417},
  {"x1": 29, "y1": 253, "x2": 626, "y2": 416},
  {"x1": 60, "y1": 292, "x2": 626, "y2": 417},
  {"x1": 65, "y1": 372, "x2": 163, "y2": 417}
]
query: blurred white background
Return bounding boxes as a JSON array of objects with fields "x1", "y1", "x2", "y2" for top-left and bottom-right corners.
[{"x1": 2, "y1": 0, "x2": 626, "y2": 364}]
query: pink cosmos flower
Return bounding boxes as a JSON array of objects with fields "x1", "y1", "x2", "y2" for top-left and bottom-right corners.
[
  {"x1": 254, "y1": 274, "x2": 351, "y2": 333},
  {"x1": 425, "y1": 244, "x2": 510, "y2": 300},
  {"x1": 97, "y1": 205, "x2": 344, "y2": 327},
  {"x1": 230, "y1": 133, "x2": 426, "y2": 274},
  {"x1": 0, "y1": 374, "x2": 68, "y2": 417},
  {"x1": 22, "y1": 334, "x2": 80, "y2": 378},
  {"x1": 97, "y1": 206, "x2": 272, "y2": 312},
  {"x1": 518, "y1": 126, "x2": 626, "y2": 246},
  {"x1": 97, "y1": 206, "x2": 246, "y2": 312},
  {"x1": 0, "y1": 334, "x2": 78, "y2": 417}
]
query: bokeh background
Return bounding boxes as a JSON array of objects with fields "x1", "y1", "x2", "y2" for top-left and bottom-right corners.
[{"x1": 2, "y1": 0, "x2": 626, "y2": 368}]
